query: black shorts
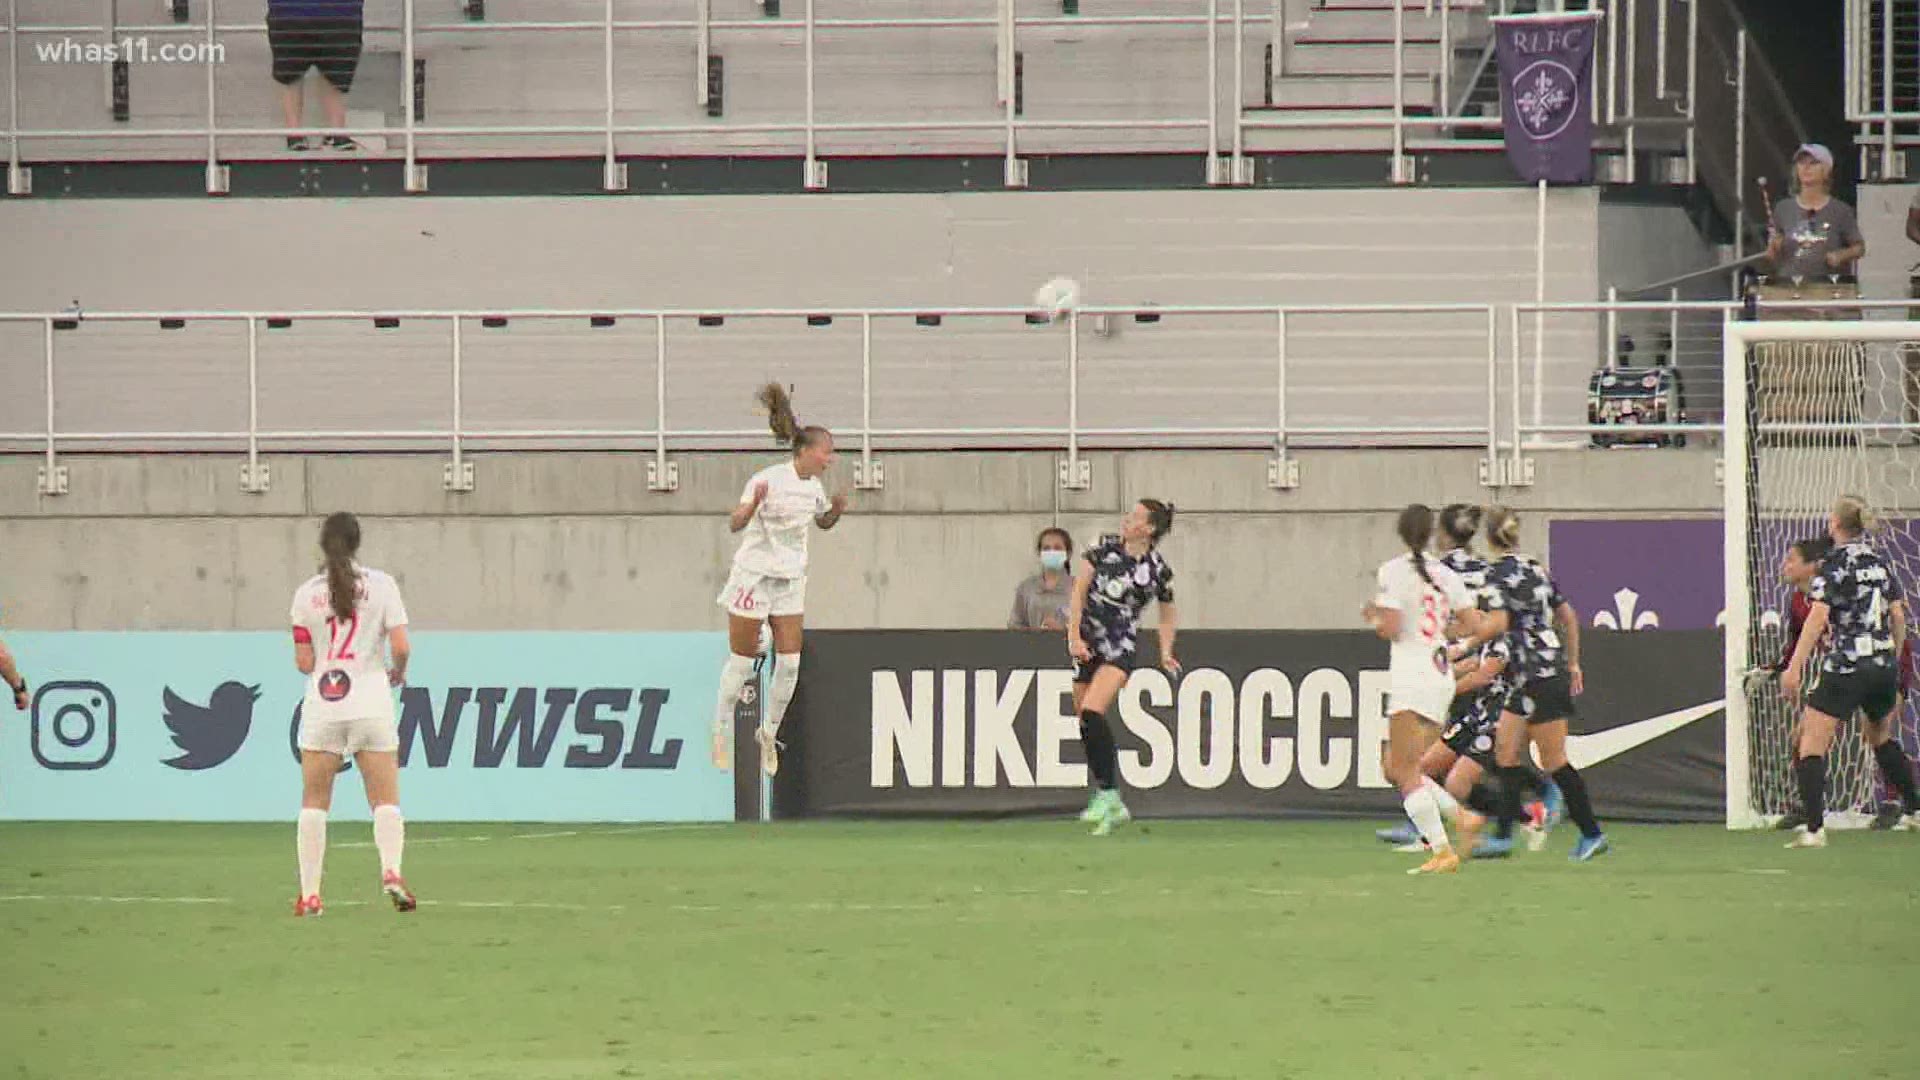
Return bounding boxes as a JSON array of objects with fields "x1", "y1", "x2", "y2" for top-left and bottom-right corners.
[
  {"x1": 268, "y1": 17, "x2": 364, "y2": 90},
  {"x1": 1507, "y1": 673, "x2": 1578, "y2": 726},
  {"x1": 1807, "y1": 665, "x2": 1901, "y2": 724},
  {"x1": 1074, "y1": 651, "x2": 1135, "y2": 686},
  {"x1": 1441, "y1": 714, "x2": 1498, "y2": 766},
  {"x1": 1445, "y1": 692, "x2": 1474, "y2": 726}
]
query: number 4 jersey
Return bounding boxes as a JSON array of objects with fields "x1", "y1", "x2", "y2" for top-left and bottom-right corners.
[{"x1": 291, "y1": 565, "x2": 409, "y2": 723}]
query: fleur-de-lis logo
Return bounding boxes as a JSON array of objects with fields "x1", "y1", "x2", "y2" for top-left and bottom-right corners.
[{"x1": 1592, "y1": 588, "x2": 1660, "y2": 631}]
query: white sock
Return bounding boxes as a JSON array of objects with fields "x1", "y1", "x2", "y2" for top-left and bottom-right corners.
[
  {"x1": 766, "y1": 653, "x2": 801, "y2": 736},
  {"x1": 1424, "y1": 777, "x2": 1463, "y2": 821},
  {"x1": 297, "y1": 808, "x2": 327, "y2": 898},
  {"x1": 712, "y1": 652, "x2": 756, "y2": 732},
  {"x1": 1403, "y1": 786, "x2": 1451, "y2": 853},
  {"x1": 372, "y1": 804, "x2": 404, "y2": 877}
]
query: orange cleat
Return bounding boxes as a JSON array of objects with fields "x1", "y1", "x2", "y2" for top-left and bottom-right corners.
[
  {"x1": 1409, "y1": 849, "x2": 1462, "y2": 875},
  {"x1": 382, "y1": 871, "x2": 417, "y2": 913},
  {"x1": 1453, "y1": 809, "x2": 1487, "y2": 861}
]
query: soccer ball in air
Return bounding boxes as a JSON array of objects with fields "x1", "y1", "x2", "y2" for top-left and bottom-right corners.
[{"x1": 1032, "y1": 276, "x2": 1082, "y2": 321}]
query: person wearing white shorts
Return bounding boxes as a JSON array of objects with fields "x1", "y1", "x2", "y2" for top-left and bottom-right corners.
[
  {"x1": 709, "y1": 383, "x2": 849, "y2": 778},
  {"x1": 288, "y1": 511, "x2": 415, "y2": 918},
  {"x1": 1364, "y1": 504, "x2": 1480, "y2": 875}
]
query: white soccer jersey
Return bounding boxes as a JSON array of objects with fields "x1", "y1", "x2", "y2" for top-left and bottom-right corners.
[
  {"x1": 291, "y1": 565, "x2": 409, "y2": 722},
  {"x1": 1375, "y1": 553, "x2": 1473, "y2": 675},
  {"x1": 730, "y1": 462, "x2": 830, "y2": 580}
]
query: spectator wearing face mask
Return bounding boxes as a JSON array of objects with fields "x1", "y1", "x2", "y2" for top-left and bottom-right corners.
[{"x1": 1008, "y1": 527, "x2": 1075, "y2": 630}]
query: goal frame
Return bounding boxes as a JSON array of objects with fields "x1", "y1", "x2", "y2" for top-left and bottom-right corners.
[{"x1": 1722, "y1": 318, "x2": 1918, "y2": 829}]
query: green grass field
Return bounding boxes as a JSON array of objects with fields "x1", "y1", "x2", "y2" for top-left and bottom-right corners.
[{"x1": 2, "y1": 820, "x2": 1916, "y2": 1080}]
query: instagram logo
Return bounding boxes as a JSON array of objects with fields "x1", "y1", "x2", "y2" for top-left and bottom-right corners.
[{"x1": 31, "y1": 681, "x2": 118, "y2": 771}]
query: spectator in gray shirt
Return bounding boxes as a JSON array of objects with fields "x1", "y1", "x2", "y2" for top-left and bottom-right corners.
[
  {"x1": 1008, "y1": 527, "x2": 1075, "y2": 631},
  {"x1": 1766, "y1": 144, "x2": 1865, "y2": 281}
]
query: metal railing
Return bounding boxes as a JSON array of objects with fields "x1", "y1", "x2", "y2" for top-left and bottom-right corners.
[
  {"x1": 0, "y1": 0, "x2": 1747, "y2": 193},
  {"x1": 8, "y1": 296, "x2": 1918, "y2": 496},
  {"x1": 1847, "y1": 0, "x2": 1920, "y2": 171}
]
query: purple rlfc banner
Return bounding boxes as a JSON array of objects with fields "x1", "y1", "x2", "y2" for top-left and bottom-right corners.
[{"x1": 1494, "y1": 12, "x2": 1601, "y2": 184}]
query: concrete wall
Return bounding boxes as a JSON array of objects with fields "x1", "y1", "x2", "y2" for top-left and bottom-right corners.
[
  {"x1": 0, "y1": 447, "x2": 1723, "y2": 633},
  {"x1": 0, "y1": 186, "x2": 1603, "y2": 447}
]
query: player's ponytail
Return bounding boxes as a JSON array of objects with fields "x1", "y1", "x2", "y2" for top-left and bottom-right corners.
[
  {"x1": 1140, "y1": 499, "x2": 1176, "y2": 542},
  {"x1": 1485, "y1": 505, "x2": 1522, "y2": 552},
  {"x1": 1439, "y1": 503, "x2": 1482, "y2": 549},
  {"x1": 1833, "y1": 494, "x2": 1877, "y2": 537},
  {"x1": 1397, "y1": 503, "x2": 1438, "y2": 588},
  {"x1": 319, "y1": 511, "x2": 361, "y2": 620},
  {"x1": 756, "y1": 382, "x2": 832, "y2": 456}
]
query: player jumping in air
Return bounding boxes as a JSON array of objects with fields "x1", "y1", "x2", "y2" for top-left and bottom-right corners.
[
  {"x1": 1462, "y1": 507, "x2": 1610, "y2": 861},
  {"x1": 1363, "y1": 504, "x2": 1484, "y2": 874},
  {"x1": 710, "y1": 383, "x2": 848, "y2": 778},
  {"x1": 1781, "y1": 497, "x2": 1915, "y2": 847},
  {"x1": 1067, "y1": 500, "x2": 1180, "y2": 836},
  {"x1": 289, "y1": 512, "x2": 415, "y2": 917}
]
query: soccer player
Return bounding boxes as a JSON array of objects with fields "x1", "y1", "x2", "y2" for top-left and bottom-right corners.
[
  {"x1": 1781, "y1": 497, "x2": 1915, "y2": 847},
  {"x1": 1749, "y1": 537, "x2": 1834, "y2": 830},
  {"x1": 0, "y1": 633, "x2": 27, "y2": 713},
  {"x1": 1418, "y1": 634, "x2": 1520, "y2": 823},
  {"x1": 710, "y1": 383, "x2": 848, "y2": 778},
  {"x1": 1464, "y1": 507, "x2": 1610, "y2": 861},
  {"x1": 1363, "y1": 504, "x2": 1482, "y2": 874},
  {"x1": 1066, "y1": 499, "x2": 1180, "y2": 836},
  {"x1": 1378, "y1": 503, "x2": 1559, "y2": 853},
  {"x1": 289, "y1": 512, "x2": 414, "y2": 917}
]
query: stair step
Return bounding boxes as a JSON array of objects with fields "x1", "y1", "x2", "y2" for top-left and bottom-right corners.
[
  {"x1": 1267, "y1": 73, "x2": 1435, "y2": 108},
  {"x1": 1282, "y1": 43, "x2": 1445, "y2": 74}
]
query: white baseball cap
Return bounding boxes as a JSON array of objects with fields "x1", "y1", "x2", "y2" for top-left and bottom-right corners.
[{"x1": 1794, "y1": 143, "x2": 1834, "y2": 167}]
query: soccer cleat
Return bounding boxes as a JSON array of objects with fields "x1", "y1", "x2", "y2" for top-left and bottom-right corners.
[
  {"x1": 1409, "y1": 849, "x2": 1461, "y2": 875},
  {"x1": 1090, "y1": 791, "x2": 1131, "y2": 837},
  {"x1": 1773, "y1": 809, "x2": 1808, "y2": 831},
  {"x1": 1079, "y1": 792, "x2": 1105, "y2": 823},
  {"x1": 382, "y1": 872, "x2": 417, "y2": 913},
  {"x1": 1471, "y1": 835, "x2": 1515, "y2": 859},
  {"x1": 1451, "y1": 809, "x2": 1487, "y2": 862},
  {"x1": 1870, "y1": 805, "x2": 1904, "y2": 831},
  {"x1": 1376, "y1": 820, "x2": 1421, "y2": 846},
  {"x1": 1895, "y1": 813, "x2": 1920, "y2": 833},
  {"x1": 293, "y1": 894, "x2": 323, "y2": 917},
  {"x1": 1783, "y1": 825, "x2": 1828, "y2": 849},
  {"x1": 1570, "y1": 834, "x2": 1611, "y2": 861},
  {"x1": 754, "y1": 726, "x2": 783, "y2": 777}
]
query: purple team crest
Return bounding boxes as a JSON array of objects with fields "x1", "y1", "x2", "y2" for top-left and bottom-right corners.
[{"x1": 1494, "y1": 12, "x2": 1601, "y2": 184}]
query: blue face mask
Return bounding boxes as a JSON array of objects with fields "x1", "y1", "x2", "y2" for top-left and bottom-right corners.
[{"x1": 1039, "y1": 550, "x2": 1069, "y2": 572}]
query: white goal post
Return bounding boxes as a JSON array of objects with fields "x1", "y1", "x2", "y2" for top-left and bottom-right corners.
[{"x1": 1723, "y1": 318, "x2": 1920, "y2": 829}]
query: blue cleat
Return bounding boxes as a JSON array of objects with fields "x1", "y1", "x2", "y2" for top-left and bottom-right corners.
[
  {"x1": 1471, "y1": 835, "x2": 1515, "y2": 859},
  {"x1": 1376, "y1": 820, "x2": 1421, "y2": 846},
  {"x1": 1570, "y1": 834, "x2": 1610, "y2": 862}
]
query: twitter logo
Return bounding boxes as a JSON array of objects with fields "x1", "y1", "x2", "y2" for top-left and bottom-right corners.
[{"x1": 162, "y1": 682, "x2": 260, "y2": 770}]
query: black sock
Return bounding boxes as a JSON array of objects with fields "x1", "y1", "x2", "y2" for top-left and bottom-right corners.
[
  {"x1": 1464, "y1": 784, "x2": 1503, "y2": 818},
  {"x1": 1520, "y1": 763, "x2": 1549, "y2": 800},
  {"x1": 1795, "y1": 755, "x2": 1827, "y2": 833},
  {"x1": 1078, "y1": 709, "x2": 1119, "y2": 791},
  {"x1": 1495, "y1": 766, "x2": 1530, "y2": 840},
  {"x1": 1873, "y1": 740, "x2": 1920, "y2": 813},
  {"x1": 1551, "y1": 765, "x2": 1603, "y2": 840}
]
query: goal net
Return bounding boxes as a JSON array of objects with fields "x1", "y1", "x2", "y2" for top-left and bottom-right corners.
[{"x1": 1725, "y1": 317, "x2": 1920, "y2": 829}]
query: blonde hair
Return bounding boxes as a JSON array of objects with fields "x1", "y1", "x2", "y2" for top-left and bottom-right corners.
[
  {"x1": 1833, "y1": 494, "x2": 1877, "y2": 537},
  {"x1": 1484, "y1": 505, "x2": 1522, "y2": 551}
]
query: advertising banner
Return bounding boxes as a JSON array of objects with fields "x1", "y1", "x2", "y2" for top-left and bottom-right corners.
[
  {"x1": 779, "y1": 630, "x2": 1726, "y2": 823},
  {"x1": 2, "y1": 632, "x2": 735, "y2": 822}
]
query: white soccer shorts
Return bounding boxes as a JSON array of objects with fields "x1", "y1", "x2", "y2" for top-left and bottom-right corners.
[
  {"x1": 297, "y1": 714, "x2": 400, "y2": 757},
  {"x1": 717, "y1": 567, "x2": 806, "y2": 620}
]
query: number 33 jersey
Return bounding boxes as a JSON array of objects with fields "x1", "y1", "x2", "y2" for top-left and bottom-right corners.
[{"x1": 291, "y1": 564, "x2": 410, "y2": 723}]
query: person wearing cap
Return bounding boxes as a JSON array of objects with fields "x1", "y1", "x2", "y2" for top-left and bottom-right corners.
[{"x1": 1766, "y1": 144, "x2": 1864, "y2": 281}]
